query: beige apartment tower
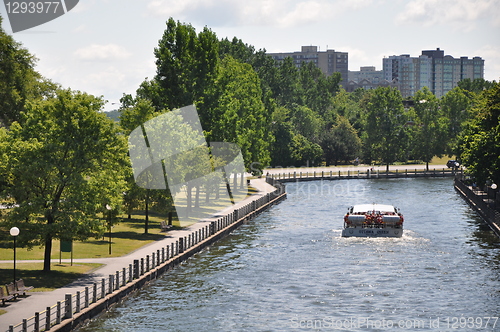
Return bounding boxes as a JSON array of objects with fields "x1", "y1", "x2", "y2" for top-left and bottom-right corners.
[
  {"x1": 384, "y1": 48, "x2": 484, "y2": 98},
  {"x1": 268, "y1": 46, "x2": 348, "y2": 84}
]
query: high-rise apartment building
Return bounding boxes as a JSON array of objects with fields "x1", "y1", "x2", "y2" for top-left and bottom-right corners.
[
  {"x1": 383, "y1": 54, "x2": 433, "y2": 97},
  {"x1": 268, "y1": 46, "x2": 349, "y2": 84},
  {"x1": 421, "y1": 48, "x2": 484, "y2": 97},
  {"x1": 383, "y1": 48, "x2": 484, "y2": 98}
]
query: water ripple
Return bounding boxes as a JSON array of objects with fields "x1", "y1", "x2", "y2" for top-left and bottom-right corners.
[{"x1": 80, "y1": 178, "x2": 500, "y2": 332}]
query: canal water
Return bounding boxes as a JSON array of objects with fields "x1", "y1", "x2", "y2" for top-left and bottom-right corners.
[{"x1": 80, "y1": 178, "x2": 500, "y2": 331}]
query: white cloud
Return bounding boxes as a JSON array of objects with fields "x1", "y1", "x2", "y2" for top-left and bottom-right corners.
[
  {"x1": 474, "y1": 44, "x2": 500, "y2": 81},
  {"x1": 146, "y1": 0, "x2": 374, "y2": 28},
  {"x1": 339, "y1": 46, "x2": 371, "y2": 68},
  {"x1": 74, "y1": 44, "x2": 132, "y2": 61},
  {"x1": 72, "y1": 24, "x2": 88, "y2": 33},
  {"x1": 395, "y1": 0, "x2": 500, "y2": 30},
  {"x1": 81, "y1": 66, "x2": 128, "y2": 92}
]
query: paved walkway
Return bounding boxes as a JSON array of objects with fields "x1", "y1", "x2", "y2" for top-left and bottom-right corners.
[
  {"x1": 0, "y1": 178, "x2": 277, "y2": 331},
  {"x1": 264, "y1": 164, "x2": 449, "y2": 175}
]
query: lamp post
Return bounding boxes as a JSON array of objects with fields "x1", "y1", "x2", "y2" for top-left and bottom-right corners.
[
  {"x1": 10, "y1": 227, "x2": 19, "y2": 284},
  {"x1": 492, "y1": 184, "x2": 497, "y2": 210},
  {"x1": 106, "y1": 205, "x2": 112, "y2": 255}
]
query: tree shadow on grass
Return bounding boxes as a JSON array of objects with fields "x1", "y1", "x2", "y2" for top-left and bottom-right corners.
[
  {"x1": 92, "y1": 231, "x2": 165, "y2": 242},
  {"x1": 0, "y1": 264, "x2": 101, "y2": 290}
]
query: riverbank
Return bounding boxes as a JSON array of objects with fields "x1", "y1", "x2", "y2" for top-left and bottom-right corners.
[
  {"x1": 454, "y1": 175, "x2": 500, "y2": 238},
  {"x1": 1, "y1": 178, "x2": 286, "y2": 332},
  {"x1": 77, "y1": 176, "x2": 500, "y2": 332},
  {"x1": 265, "y1": 165, "x2": 459, "y2": 182}
]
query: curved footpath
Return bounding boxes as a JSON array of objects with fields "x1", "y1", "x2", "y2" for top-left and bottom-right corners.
[
  {"x1": 0, "y1": 178, "x2": 280, "y2": 332},
  {"x1": 264, "y1": 163, "x2": 448, "y2": 175}
]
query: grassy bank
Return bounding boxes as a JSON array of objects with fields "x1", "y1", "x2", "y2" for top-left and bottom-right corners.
[
  {"x1": 0, "y1": 213, "x2": 171, "y2": 261},
  {"x1": 0, "y1": 262, "x2": 101, "y2": 315},
  {"x1": 0, "y1": 262, "x2": 103, "y2": 292}
]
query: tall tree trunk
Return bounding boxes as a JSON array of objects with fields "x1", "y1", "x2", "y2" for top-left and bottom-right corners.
[
  {"x1": 232, "y1": 173, "x2": 236, "y2": 189},
  {"x1": 43, "y1": 235, "x2": 52, "y2": 272},
  {"x1": 205, "y1": 185, "x2": 210, "y2": 203},
  {"x1": 186, "y1": 185, "x2": 192, "y2": 218},
  {"x1": 43, "y1": 215, "x2": 54, "y2": 272},
  {"x1": 195, "y1": 186, "x2": 200, "y2": 208},
  {"x1": 240, "y1": 172, "x2": 245, "y2": 190}
]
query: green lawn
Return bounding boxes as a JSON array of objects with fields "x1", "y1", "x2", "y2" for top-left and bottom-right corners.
[
  {"x1": 429, "y1": 155, "x2": 456, "y2": 165},
  {"x1": 0, "y1": 262, "x2": 103, "y2": 292},
  {"x1": 0, "y1": 212, "x2": 174, "y2": 261},
  {"x1": 1, "y1": 185, "x2": 257, "y2": 261}
]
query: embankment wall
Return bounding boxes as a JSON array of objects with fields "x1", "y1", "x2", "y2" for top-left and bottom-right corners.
[{"x1": 22, "y1": 179, "x2": 286, "y2": 332}]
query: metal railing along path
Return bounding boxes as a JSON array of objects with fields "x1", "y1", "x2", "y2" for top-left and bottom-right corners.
[
  {"x1": 267, "y1": 167, "x2": 460, "y2": 182},
  {"x1": 454, "y1": 176, "x2": 500, "y2": 238},
  {"x1": 6, "y1": 178, "x2": 286, "y2": 332}
]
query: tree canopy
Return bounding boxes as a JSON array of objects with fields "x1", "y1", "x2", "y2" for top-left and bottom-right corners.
[
  {"x1": 458, "y1": 82, "x2": 500, "y2": 185},
  {"x1": 0, "y1": 16, "x2": 57, "y2": 127},
  {"x1": 1, "y1": 89, "x2": 128, "y2": 271},
  {"x1": 409, "y1": 87, "x2": 448, "y2": 170},
  {"x1": 361, "y1": 87, "x2": 408, "y2": 171}
]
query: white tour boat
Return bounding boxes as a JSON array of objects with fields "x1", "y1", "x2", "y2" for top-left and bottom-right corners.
[{"x1": 342, "y1": 204, "x2": 404, "y2": 237}]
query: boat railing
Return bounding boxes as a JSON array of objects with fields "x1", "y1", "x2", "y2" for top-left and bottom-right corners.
[{"x1": 344, "y1": 222, "x2": 403, "y2": 229}]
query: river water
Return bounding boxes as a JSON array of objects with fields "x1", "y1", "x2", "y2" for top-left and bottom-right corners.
[{"x1": 80, "y1": 178, "x2": 500, "y2": 331}]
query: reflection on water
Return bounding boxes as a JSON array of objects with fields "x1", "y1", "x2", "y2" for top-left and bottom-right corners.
[{"x1": 80, "y1": 178, "x2": 500, "y2": 332}]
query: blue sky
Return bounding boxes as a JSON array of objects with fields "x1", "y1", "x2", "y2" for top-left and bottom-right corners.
[{"x1": 1, "y1": 0, "x2": 499, "y2": 111}]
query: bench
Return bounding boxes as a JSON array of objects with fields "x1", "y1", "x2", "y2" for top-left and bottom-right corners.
[
  {"x1": 15, "y1": 279, "x2": 34, "y2": 296},
  {"x1": 0, "y1": 287, "x2": 14, "y2": 306},
  {"x1": 160, "y1": 220, "x2": 172, "y2": 232},
  {"x1": 5, "y1": 282, "x2": 20, "y2": 298}
]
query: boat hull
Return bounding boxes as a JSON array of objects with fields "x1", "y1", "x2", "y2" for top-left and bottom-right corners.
[{"x1": 341, "y1": 227, "x2": 403, "y2": 237}]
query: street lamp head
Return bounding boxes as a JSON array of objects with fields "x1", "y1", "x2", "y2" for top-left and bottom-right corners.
[
  {"x1": 492, "y1": 183, "x2": 498, "y2": 190},
  {"x1": 106, "y1": 204, "x2": 112, "y2": 210},
  {"x1": 10, "y1": 227, "x2": 20, "y2": 237}
]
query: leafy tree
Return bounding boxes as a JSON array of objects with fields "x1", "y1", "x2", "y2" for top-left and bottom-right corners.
[
  {"x1": 119, "y1": 96, "x2": 168, "y2": 232},
  {"x1": 128, "y1": 107, "x2": 219, "y2": 220},
  {"x1": 299, "y1": 61, "x2": 340, "y2": 115},
  {"x1": 219, "y1": 37, "x2": 256, "y2": 63},
  {"x1": 208, "y1": 56, "x2": 271, "y2": 173},
  {"x1": 289, "y1": 104, "x2": 323, "y2": 143},
  {"x1": 1, "y1": 89, "x2": 128, "y2": 271},
  {"x1": 269, "y1": 107, "x2": 294, "y2": 167},
  {"x1": 151, "y1": 18, "x2": 198, "y2": 110},
  {"x1": 458, "y1": 78, "x2": 496, "y2": 95},
  {"x1": 411, "y1": 87, "x2": 448, "y2": 170},
  {"x1": 219, "y1": 37, "x2": 279, "y2": 116},
  {"x1": 328, "y1": 88, "x2": 364, "y2": 131},
  {"x1": 147, "y1": 18, "x2": 219, "y2": 115},
  {"x1": 119, "y1": 96, "x2": 163, "y2": 135},
  {"x1": 361, "y1": 87, "x2": 408, "y2": 171},
  {"x1": 290, "y1": 133, "x2": 323, "y2": 166},
  {"x1": 321, "y1": 116, "x2": 362, "y2": 165},
  {"x1": 458, "y1": 82, "x2": 500, "y2": 185},
  {"x1": 0, "y1": 15, "x2": 57, "y2": 127},
  {"x1": 273, "y1": 57, "x2": 303, "y2": 107},
  {"x1": 440, "y1": 87, "x2": 474, "y2": 155}
]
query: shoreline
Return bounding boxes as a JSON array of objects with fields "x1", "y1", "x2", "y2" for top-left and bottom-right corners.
[{"x1": 1, "y1": 178, "x2": 286, "y2": 332}]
